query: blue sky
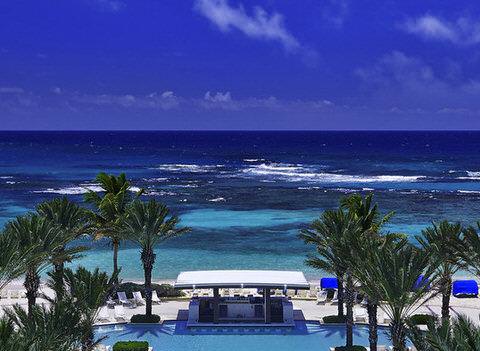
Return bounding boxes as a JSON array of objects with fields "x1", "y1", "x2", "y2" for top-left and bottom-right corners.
[{"x1": 1, "y1": 0, "x2": 480, "y2": 130}]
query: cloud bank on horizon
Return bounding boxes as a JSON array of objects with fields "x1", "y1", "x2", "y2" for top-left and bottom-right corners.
[{"x1": 0, "y1": 0, "x2": 479, "y2": 129}]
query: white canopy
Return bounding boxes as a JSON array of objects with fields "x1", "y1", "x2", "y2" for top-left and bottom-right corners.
[{"x1": 174, "y1": 270, "x2": 310, "y2": 289}]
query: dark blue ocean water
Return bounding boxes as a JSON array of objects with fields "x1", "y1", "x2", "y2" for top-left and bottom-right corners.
[{"x1": 1, "y1": 131, "x2": 480, "y2": 279}]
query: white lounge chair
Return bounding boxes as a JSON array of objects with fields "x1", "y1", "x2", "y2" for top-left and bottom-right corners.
[
  {"x1": 366, "y1": 346, "x2": 387, "y2": 351},
  {"x1": 97, "y1": 306, "x2": 111, "y2": 322},
  {"x1": 317, "y1": 290, "x2": 328, "y2": 304},
  {"x1": 114, "y1": 305, "x2": 126, "y2": 321},
  {"x1": 330, "y1": 290, "x2": 338, "y2": 304},
  {"x1": 0, "y1": 290, "x2": 9, "y2": 299},
  {"x1": 9, "y1": 290, "x2": 20, "y2": 299},
  {"x1": 381, "y1": 310, "x2": 392, "y2": 324},
  {"x1": 117, "y1": 291, "x2": 132, "y2": 306},
  {"x1": 151, "y1": 290, "x2": 161, "y2": 304},
  {"x1": 354, "y1": 307, "x2": 368, "y2": 323},
  {"x1": 133, "y1": 291, "x2": 145, "y2": 305}
]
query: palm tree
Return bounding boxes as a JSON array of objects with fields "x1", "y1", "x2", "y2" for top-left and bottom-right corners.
[
  {"x1": 37, "y1": 197, "x2": 91, "y2": 297},
  {"x1": 416, "y1": 221, "x2": 463, "y2": 323},
  {"x1": 354, "y1": 238, "x2": 437, "y2": 351},
  {"x1": 341, "y1": 193, "x2": 394, "y2": 351},
  {"x1": 301, "y1": 208, "x2": 362, "y2": 348},
  {"x1": 4, "y1": 301, "x2": 85, "y2": 351},
  {"x1": 5, "y1": 214, "x2": 67, "y2": 316},
  {"x1": 60, "y1": 267, "x2": 117, "y2": 350},
  {"x1": 85, "y1": 172, "x2": 143, "y2": 283},
  {"x1": 460, "y1": 222, "x2": 480, "y2": 277},
  {"x1": 121, "y1": 200, "x2": 190, "y2": 317},
  {"x1": 408, "y1": 314, "x2": 480, "y2": 351},
  {"x1": 0, "y1": 229, "x2": 37, "y2": 293}
]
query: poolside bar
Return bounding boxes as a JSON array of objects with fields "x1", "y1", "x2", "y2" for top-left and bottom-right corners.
[{"x1": 174, "y1": 270, "x2": 310, "y2": 327}]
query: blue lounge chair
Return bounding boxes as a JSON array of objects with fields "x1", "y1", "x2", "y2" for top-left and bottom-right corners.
[
  {"x1": 320, "y1": 277, "x2": 338, "y2": 290},
  {"x1": 453, "y1": 280, "x2": 478, "y2": 297}
]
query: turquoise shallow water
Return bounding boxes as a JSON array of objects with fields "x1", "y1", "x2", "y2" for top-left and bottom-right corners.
[
  {"x1": 3, "y1": 131, "x2": 480, "y2": 280},
  {"x1": 94, "y1": 321, "x2": 398, "y2": 351}
]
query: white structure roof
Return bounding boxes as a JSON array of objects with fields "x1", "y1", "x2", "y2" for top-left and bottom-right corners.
[{"x1": 174, "y1": 270, "x2": 310, "y2": 289}]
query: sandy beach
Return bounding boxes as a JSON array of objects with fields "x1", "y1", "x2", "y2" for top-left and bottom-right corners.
[{"x1": 2, "y1": 277, "x2": 480, "y2": 326}]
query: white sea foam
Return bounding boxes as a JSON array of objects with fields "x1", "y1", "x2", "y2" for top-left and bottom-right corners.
[
  {"x1": 34, "y1": 184, "x2": 143, "y2": 195},
  {"x1": 170, "y1": 184, "x2": 199, "y2": 188},
  {"x1": 208, "y1": 197, "x2": 226, "y2": 202},
  {"x1": 243, "y1": 158, "x2": 266, "y2": 162},
  {"x1": 241, "y1": 163, "x2": 424, "y2": 183},
  {"x1": 5, "y1": 181, "x2": 16, "y2": 184},
  {"x1": 154, "y1": 164, "x2": 223, "y2": 173},
  {"x1": 458, "y1": 190, "x2": 480, "y2": 194},
  {"x1": 0, "y1": 176, "x2": 13, "y2": 179}
]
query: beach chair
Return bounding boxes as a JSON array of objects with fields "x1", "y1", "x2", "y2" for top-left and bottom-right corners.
[
  {"x1": 317, "y1": 290, "x2": 328, "y2": 304},
  {"x1": 114, "y1": 305, "x2": 126, "y2": 321},
  {"x1": 330, "y1": 290, "x2": 338, "y2": 304},
  {"x1": 9, "y1": 290, "x2": 20, "y2": 299},
  {"x1": 353, "y1": 307, "x2": 368, "y2": 323},
  {"x1": 133, "y1": 291, "x2": 145, "y2": 305},
  {"x1": 97, "y1": 306, "x2": 111, "y2": 322},
  {"x1": 117, "y1": 291, "x2": 132, "y2": 306},
  {"x1": 309, "y1": 285, "x2": 318, "y2": 298},
  {"x1": 0, "y1": 290, "x2": 9, "y2": 299},
  {"x1": 366, "y1": 346, "x2": 387, "y2": 351},
  {"x1": 223, "y1": 289, "x2": 230, "y2": 297},
  {"x1": 381, "y1": 310, "x2": 392, "y2": 324},
  {"x1": 151, "y1": 290, "x2": 161, "y2": 304}
]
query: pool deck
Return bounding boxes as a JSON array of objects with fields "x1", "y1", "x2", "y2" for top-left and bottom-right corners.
[{"x1": 2, "y1": 280, "x2": 480, "y2": 326}]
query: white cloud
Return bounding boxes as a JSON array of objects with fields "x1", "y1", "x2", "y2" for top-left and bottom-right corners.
[
  {"x1": 89, "y1": 0, "x2": 126, "y2": 13},
  {"x1": 204, "y1": 91, "x2": 232, "y2": 102},
  {"x1": 402, "y1": 15, "x2": 480, "y2": 45},
  {"x1": 0, "y1": 87, "x2": 24, "y2": 94},
  {"x1": 322, "y1": 0, "x2": 349, "y2": 29},
  {"x1": 356, "y1": 51, "x2": 480, "y2": 113},
  {"x1": 194, "y1": 0, "x2": 300, "y2": 52}
]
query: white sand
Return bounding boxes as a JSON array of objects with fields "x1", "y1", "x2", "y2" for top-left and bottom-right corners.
[{"x1": 1, "y1": 278, "x2": 480, "y2": 326}]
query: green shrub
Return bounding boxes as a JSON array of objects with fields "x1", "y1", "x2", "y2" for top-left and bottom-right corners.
[
  {"x1": 130, "y1": 314, "x2": 161, "y2": 323},
  {"x1": 409, "y1": 313, "x2": 436, "y2": 326},
  {"x1": 323, "y1": 315, "x2": 347, "y2": 324},
  {"x1": 110, "y1": 282, "x2": 184, "y2": 299},
  {"x1": 112, "y1": 341, "x2": 149, "y2": 351},
  {"x1": 334, "y1": 346, "x2": 367, "y2": 351}
]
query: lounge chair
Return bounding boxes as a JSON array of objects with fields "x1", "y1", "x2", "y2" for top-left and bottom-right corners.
[
  {"x1": 317, "y1": 290, "x2": 328, "y2": 304},
  {"x1": 114, "y1": 305, "x2": 126, "y2": 321},
  {"x1": 366, "y1": 346, "x2": 387, "y2": 351},
  {"x1": 353, "y1": 307, "x2": 368, "y2": 323},
  {"x1": 133, "y1": 291, "x2": 145, "y2": 305},
  {"x1": 117, "y1": 291, "x2": 132, "y2": 306},
  {"x1": 97, "y1": 306, "x2": 111, "y2": 322},
  {"x1": 381, "y1": 310, "x2": 392, "y2": 324},
  {"x1": 0, "y1": 290, "x2": 9, "y2": 299},
  {"x1": 9, "y1": 290, "x2": 21, "y2": 299},
  {"x1": 151, "y1": 290, "x2": 161, "y2": 304},
  {"x1": 330, "y1": 290, "x2": 338, "y2": 304}
]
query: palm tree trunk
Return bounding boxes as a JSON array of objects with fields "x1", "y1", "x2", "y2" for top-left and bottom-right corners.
[
  {"x1": 367, "y1": 300, "x2": 378, "y2": 351},
  {"x1": 53, "y1": 247, "x2": 65, "y2": 299},
  {"x1": 24, "y1": 267, "x2": 40, "y2": 318},
  {"x1": 112, "y1": 240, "x2": 119, "y2": 284},
  {"x1": 441, "y1": 276, "x2": 452, "y2": 323},
  {"x1": 336, "y1": 273, "x2": 345, "y2": 317},
  {"x1": 390, "y1": 318, "x2": 406, "y2": 351},
  {"x1": 142, "y1": 248, "x2": 156, "y2": 317},
  {"x1": 345, "y1": 274, "x2": 354, "y2": 347}
]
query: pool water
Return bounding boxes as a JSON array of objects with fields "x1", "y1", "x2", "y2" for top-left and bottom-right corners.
[{"x1": 95, "y1": 321, "x2": 394, "y2": 351}]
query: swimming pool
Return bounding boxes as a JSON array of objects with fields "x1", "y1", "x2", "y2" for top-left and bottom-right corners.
[{"x1": 94, "y1": 321, "x2": 395, "y2": 351}]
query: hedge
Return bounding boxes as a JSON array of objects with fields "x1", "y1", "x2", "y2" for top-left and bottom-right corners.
[
  {"x1": 112, "y1": 341, "x2": 149, "y2": 351},
  {"x1": 130, "y1": 314, "x2": 161, "y2": 323},
  {"x1": 335, "y1": 346, "x2": 367, "y2": 351},
  {"x1": 323, "y1": 315, "x2": 347, "y2": 324},
  {"x1": 409, "y1": 313, "x2": 436, "y2": 326}
]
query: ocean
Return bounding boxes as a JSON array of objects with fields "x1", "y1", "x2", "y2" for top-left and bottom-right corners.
[{"x1": 1, "y1": 131, "x2": 480, "y2": 279}]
